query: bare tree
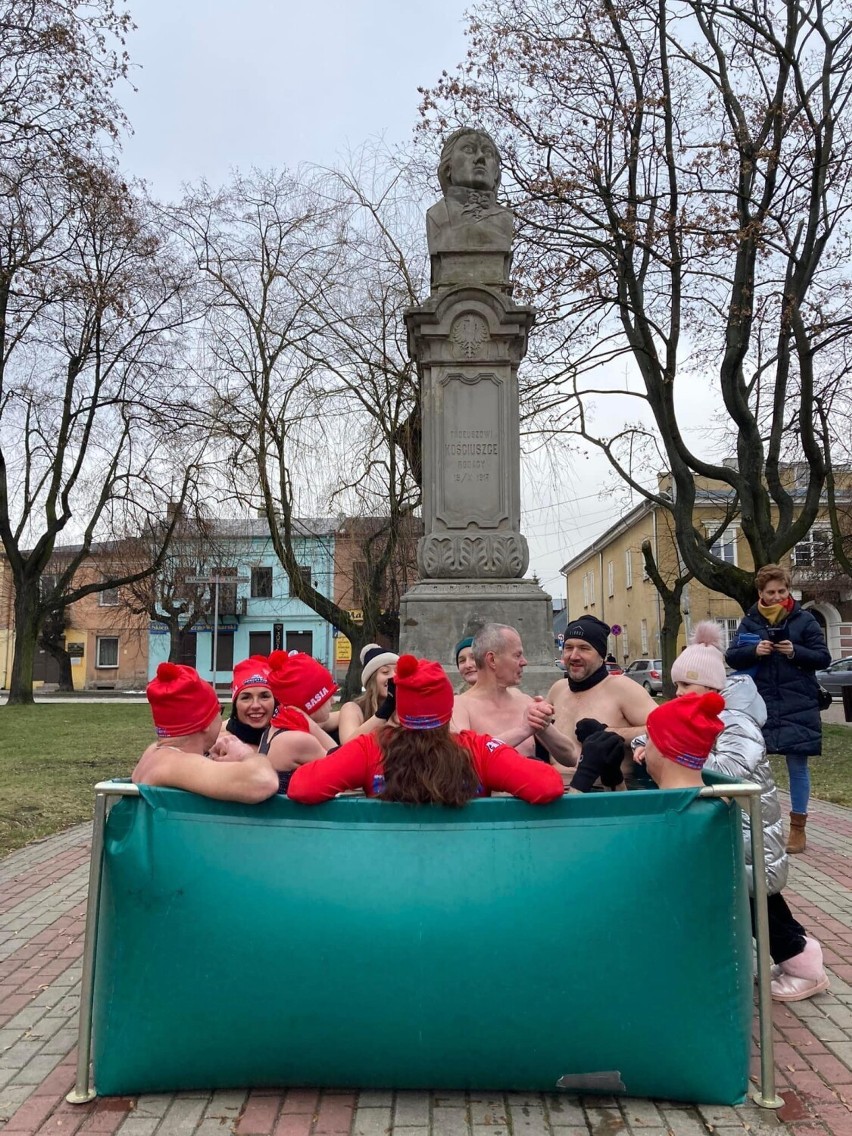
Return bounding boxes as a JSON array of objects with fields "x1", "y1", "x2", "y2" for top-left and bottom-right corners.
[
  {"x1": 0, "y1": 157, "x2": 201, "y2": 703},
  {"x1": 175, "y1": 161, "x2": 424, "y2": 697},
  {"x1": 420, "y1": 0, "x2": 852, "y2": 610},
  {"x1": 0, "y1": 0, "x2": 132, "y2": 157}
]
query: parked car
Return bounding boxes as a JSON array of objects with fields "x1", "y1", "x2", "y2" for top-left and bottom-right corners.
[
  {"x1": 605, "y1": 661, "x2": 624, "y2": 676},
  {"x1": 815, "y1": 656, "x2": 852, "y2": 697},
  {"x1": 623, "y1": 658, "x2": 663, "y2": 694}
]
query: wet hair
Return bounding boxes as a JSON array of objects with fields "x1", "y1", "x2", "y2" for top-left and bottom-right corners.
[
  {"x1": 471, "y1": 623, "x2": 514, "y2": 669},
  {"x1": 755, "y1": 563, "x2": 791, "y2": 591},
  {"x1": 377, "y1": 724, "x2": 479, "y2": 807}
]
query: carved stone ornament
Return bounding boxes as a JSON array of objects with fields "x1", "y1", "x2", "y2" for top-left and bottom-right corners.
[
  {"x1": 450, "y1": 314, "x2": 490, "y2": 360},
  {"x1": 418, "y1": 532, "x2": 529, "y2": 580}
]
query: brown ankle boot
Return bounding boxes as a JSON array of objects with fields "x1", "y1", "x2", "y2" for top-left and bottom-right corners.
[{"x1": 787, "y1": 812, "x2": 807, "y2": 854}]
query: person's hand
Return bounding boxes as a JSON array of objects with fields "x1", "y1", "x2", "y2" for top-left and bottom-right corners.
[
  {"x1": 375, "y1": 678, "x2": 396, "y2": 721},
  {"x1": 209, "y1": 734, "x2": 254, "y2": 762},
  {"x1": 632, "y1": 744, "x2": 646, "y2": 765},
  {"x1": 527, "y1": 696, "x2": 555, "y2": 732},
  {"x1": 774, "y1": 639, "x2": 795, "y2": 657},
  {"x1": 575, "y1": 717, "x2": 607, "y2": 742},
  {"x1": 755, "y1": 639, "x2": 774, "y2": 657},
  {"x1": 570, "y1": 730, "x2": 625, "y2": 792}
]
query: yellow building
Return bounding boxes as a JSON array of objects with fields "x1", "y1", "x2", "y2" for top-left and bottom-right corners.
[{"x1": 561, "y1": 472, "x2": 852, "y2": 667}]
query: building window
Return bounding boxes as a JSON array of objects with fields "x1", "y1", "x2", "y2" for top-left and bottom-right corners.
[
  {"x1": 641, "y1": 554, "x2": 650, "y2": 581},
  {"x1": 607, "y1": 560, "x2": 614, "y2": 597},
  {"x1": 640, "y1": 619, "x2": 649, "y2": 654},
  {"x1": 40, "y1": 574, "x2": 58, "y2": 601},
  {"x1": 298, "y1": 565, "x2": 313, "y2": 591},
  {"x1": 625, "y1": 551, "x2": 633, "y2": 588},
  {"x1": 351, "y1": 560, "x2": 368, "y2": 605},
  {"x1": 588, "y1": 571, "x2": 595, "y2": 606},
  {"x1": 251, "y1": 566, "x2": 273, "y2": 598},
  {"x1": 715, "y1": 618, "x2": 740, "y2": 651},
  {"x1": 622, "y1": 627, "x2": 630, "y2": 660},
  {"x1": 582, "y1": 573, "x2": 590, "y2": 608},
  {"x1": 709, "y1": 527, "x2": 737, "y2": 565},
  {"x1": 792, "y1": 529, "x2": 832, "y2": 569},
  {"x1": 98, "y1": 587, "x2": 120, "y2": 607},
  {"x1": 211, "y1": 632, "x2": 234, "y2": 672},
  {"x1": 96, "y1": 637, "x2": 119, "y2": 668}
]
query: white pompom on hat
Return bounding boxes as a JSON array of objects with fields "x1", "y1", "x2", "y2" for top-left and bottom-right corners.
[
  {"x1": 670, "y1": 621, "x2": 727, "y2": 691},
  {"x1": 359, "y1": 642, "x2": 400, "y2": 687}
]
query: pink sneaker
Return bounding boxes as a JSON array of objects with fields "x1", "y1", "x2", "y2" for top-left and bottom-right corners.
[{"x1": 771, "y1": 938, "x2": 830, "y2": 1002}]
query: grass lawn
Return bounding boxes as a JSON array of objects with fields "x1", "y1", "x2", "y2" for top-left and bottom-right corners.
[
  {"x1": 769, "y1": 724, "x2": 852, "y2": 808},
  {"x1": 0, "y1": 704, "x2": 153, "y2": 856}
]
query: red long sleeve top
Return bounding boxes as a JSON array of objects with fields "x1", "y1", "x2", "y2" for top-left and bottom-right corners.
[{"x1": 286, "y1": 730, "x2": 564, "y2": 805}]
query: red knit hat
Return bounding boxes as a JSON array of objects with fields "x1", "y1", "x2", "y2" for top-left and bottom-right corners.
[
  {"x1": 646, "y1": 691, "x2": 726, "y2": 770},
  {"x1": 266, "y1": 651, "x2": 338, "y2": 716},
  {"x1": 231, "y1": 655, "x2": 272, "y2": 698},
  {"x1": 146, "y1": 663, "x2": 221, "y2": 739},
  {"x1": 394, "y1": 655, "x2": 454, "y2": 730}
]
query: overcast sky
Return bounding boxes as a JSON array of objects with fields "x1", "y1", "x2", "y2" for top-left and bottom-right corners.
[{"x1": 118, "y1": 0, "x2": 703, "y2": 600}]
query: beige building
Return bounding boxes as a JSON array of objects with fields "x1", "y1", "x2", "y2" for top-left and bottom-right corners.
[
  {"x1": 0, "y1": 545, "x2": 150, "y2": 691},
  {"x1": 561, "y1": 472, "x2": 852, "y2": 666}
]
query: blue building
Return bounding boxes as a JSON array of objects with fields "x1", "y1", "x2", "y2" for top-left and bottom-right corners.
[{"x1": 148, "y1": 517, "x2": 337, "y2": 686}]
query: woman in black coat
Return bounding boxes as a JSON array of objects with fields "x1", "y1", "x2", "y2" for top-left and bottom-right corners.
[{"x1": 726, "y1": 563, "x2": 830, "y2": 853}]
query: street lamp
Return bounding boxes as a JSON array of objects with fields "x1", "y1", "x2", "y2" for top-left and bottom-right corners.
[{"x1": 186, "y1": 575, "x2": 250, "y2": 686}]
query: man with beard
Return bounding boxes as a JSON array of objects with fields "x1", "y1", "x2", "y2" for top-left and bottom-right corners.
[{"x1": 527, "y1": 615, "x2": 656, "y2": 780}]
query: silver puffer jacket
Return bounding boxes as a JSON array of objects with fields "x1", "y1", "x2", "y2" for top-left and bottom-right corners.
[{"x1": 705, "y1": 675, "x2": 788, "y2": 896}]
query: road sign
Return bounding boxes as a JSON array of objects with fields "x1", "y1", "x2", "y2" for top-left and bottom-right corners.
[{"x1": 610, "y1": 624, "x2": 623, "y2": 636}]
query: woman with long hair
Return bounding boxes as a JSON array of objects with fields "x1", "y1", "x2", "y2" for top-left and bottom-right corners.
[
  {"x1": 223, "y1": 656, "x2": 276, "y2": 750},
  {"x1": 287, "y1": 655, "x2": 564, "y2": 806},
  {"x1": 338, "y1": 642, "x2": 400, "y2": 743}
]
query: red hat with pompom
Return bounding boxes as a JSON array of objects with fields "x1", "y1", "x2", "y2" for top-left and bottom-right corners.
[
  {"x1": 146, "y1": 663, "x2": 221, "y2": 739},
  {"x1": 646, "y1": 691, "x2": 726, "y2": 769},
  {"x1": 394, "y1": 654, "x2": 454, "y2": 730},
  {"x1": 266, "y1": 650, "x2": 338, "y2": 717},
  {"x1": 231, "y1": 655, "x2": 272, "y2": 698}
]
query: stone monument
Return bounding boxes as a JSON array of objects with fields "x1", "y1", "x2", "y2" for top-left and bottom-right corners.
[{"x1": 399, "y1": 128, "x2": 554, "y2": 690}]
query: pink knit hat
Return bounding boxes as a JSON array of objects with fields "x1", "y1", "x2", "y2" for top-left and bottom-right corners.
[{"x1": 671, "y1": 622, "x2": 727, "y2": 691}]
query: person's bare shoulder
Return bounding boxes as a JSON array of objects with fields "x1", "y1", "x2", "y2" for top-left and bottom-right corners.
[
  {"x1": 508, "y1": 687, "x2": 533, "y2": 705},
  {"x1": 546, "y1": 678, "x2": 566, "y2": 705},
  {"x1": 611, "y1": 675, "x2": 657, "y2": 724}
]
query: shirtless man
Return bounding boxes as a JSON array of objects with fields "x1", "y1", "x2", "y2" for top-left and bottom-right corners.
[
  {"x1": 528, "y1": 615, "x2": 656, "y2": 776},
  {"x1": 451, "y1": 623, "x2": 545, "y2": 757},
  {"x1": 133, "y1": 662, "x2": 279, "y2": 804}
]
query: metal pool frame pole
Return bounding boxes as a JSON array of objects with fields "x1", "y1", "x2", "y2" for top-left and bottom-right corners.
[
  {"x1": 66, "y1": 780, "x2": 781, "y2": 1107},
  {"x1": 699, "y1": 782, "x2": 784, "y2": 1110},
  {"x1": 66, "y1": 782, "x2": 140, "y2": 1105}
]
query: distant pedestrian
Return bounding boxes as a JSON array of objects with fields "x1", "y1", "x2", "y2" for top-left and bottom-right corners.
[{"x1": 726, "y1": 564, "x2": 830, "y2": 853}]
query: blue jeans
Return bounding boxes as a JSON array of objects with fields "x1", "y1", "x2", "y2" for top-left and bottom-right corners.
[{"x1": 786, "y1": 755, "x2": 811, "y2": 814}]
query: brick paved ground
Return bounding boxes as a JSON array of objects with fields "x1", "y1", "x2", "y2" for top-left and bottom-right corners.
[{"x1": 2, "y1": 797, "x2": 852, "y2": 1136}]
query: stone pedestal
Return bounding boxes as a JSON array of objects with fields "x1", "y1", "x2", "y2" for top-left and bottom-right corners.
[
  {"x1": 399, "y1": 285, "x2": 553, "y2": 683},
  {"x1": 400, "y1": 578, "x2": 556, "y2": 695}
]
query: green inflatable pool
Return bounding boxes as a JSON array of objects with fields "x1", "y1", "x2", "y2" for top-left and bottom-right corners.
[{"x1": 91, "y1": 787, "x2": 752, "y2": 1102}]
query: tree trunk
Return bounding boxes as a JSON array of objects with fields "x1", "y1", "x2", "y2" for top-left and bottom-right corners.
[
  {"x1": 40, "y1": 641, "x2": 74, "y2": 692},
  {"x1": 6, "y1": 587, "x2": 40, "y2": 705},
  {"x1": 167, "y1": 621, "x2": 183, "y2": 664},
  {"x1": 659, "y1": 596, "x2": 684, "y2": 700}
]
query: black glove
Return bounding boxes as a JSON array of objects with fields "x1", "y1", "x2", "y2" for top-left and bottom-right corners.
[
  {"x1": 570, "y1": 730, "x2": 625, "y2": 792},
  {"x1": 575, "y1": 717, "x2": 608, "y2": 743},
  {"x1": 375, "y1": 678, "x2": 396, "y2": 721}
]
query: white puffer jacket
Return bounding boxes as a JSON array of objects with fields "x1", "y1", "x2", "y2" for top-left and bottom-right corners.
[{"x1": 705, "y1": 674, "x2": 789, "y2": 896}]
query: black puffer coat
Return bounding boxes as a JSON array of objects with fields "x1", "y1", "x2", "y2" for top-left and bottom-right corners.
[{"x1": 726, "y1": 602, "x2": 831, "y2": 757}]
